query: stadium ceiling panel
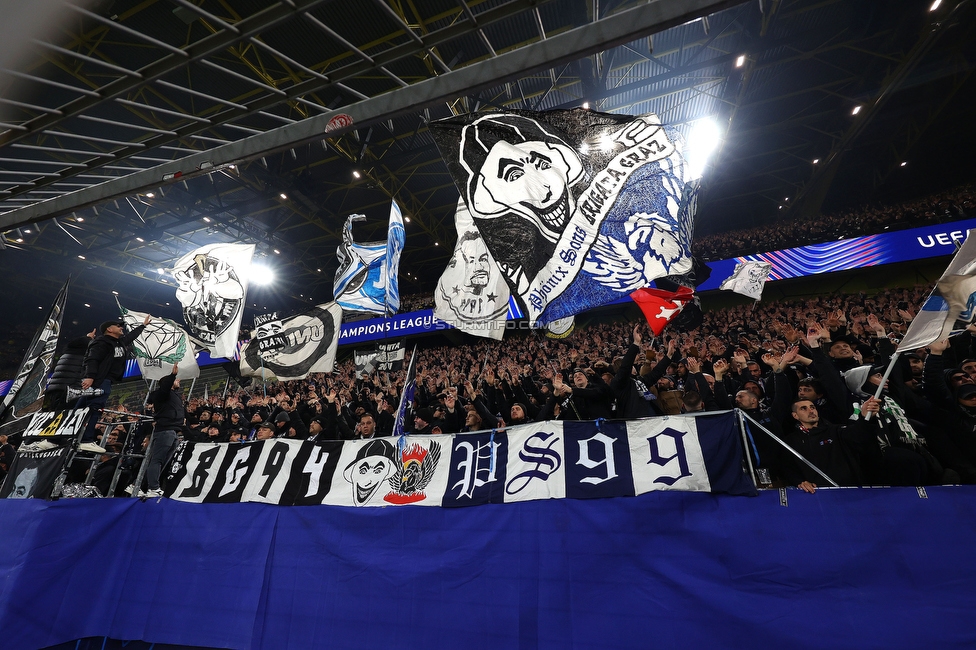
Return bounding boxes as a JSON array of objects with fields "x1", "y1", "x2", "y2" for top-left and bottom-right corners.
[{"x1": 0, "y1": 0, "x2": 973, "y2": 324}]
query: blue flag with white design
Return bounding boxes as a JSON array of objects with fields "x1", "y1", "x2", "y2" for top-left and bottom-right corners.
[
  {"x1": 392, "y1": 344, "x2": 418, "y2": 438},
  {"x1": 430, "y1": 109, "x2": 697, "y2": 327},
  {"x1": 333, "y1": 200, "x2": 405, "y2": 315},
  {"x1": 899, "y1": 230, "x2": 976, "y2": 351}
]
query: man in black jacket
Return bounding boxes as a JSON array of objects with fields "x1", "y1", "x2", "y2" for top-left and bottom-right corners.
[
  {"x1": 76, "y1": 315, "x2": 150, "y2": 453},
  {"x1": 140, "y1": 362, "x2": 185, "y2": 498}
]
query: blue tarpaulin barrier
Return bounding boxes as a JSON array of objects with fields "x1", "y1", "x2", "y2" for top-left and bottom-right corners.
[{"x1": 1, "y1": 487, "x2": 974, "y2": 650}]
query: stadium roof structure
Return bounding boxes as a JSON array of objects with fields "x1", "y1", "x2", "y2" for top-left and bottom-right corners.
[{"x1": 0, "y1": 0, "x2": 974, "y2": 329}]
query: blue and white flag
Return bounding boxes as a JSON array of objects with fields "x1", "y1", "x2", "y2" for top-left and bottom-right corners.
[
  {"x1": 392, "y1": 344, "x2": 418, "y2": 438},
  {"x1": 333, "y1": 200, "x2": 405, "y2": 315},
  {"x1": 899, "y1": 230, "x2": 976, "y2": 351},
  {"x1": 430, "y1": 109, "x2": 697, "y2": 327}
]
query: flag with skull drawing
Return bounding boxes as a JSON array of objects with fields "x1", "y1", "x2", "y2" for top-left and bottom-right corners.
[
  {"x1": 430, "y1": 108, "x2": 697, "y2": 328},
  {"x1": 118, "y1": 302, "x2": 200, "y2": 380}
]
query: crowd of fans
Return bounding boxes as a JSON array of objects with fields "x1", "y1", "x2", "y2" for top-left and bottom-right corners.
[
  {"x1": 693, "y1": 182, "x2": 976, "y2": 259},
  {"x1": 42, "y1": 283, "x2": 969, "y2": 495},
  {"x1": 5, "y1": 179, "x2": 976, "y2": 494}
]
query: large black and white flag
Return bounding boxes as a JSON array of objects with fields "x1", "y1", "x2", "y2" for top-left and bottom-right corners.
[
  {"x1": 0, "y1": 447, "x2": 69, "y2": 499},
  {"x1": 430, "y1": 109, "x2": 697, "y2": 328},
  {"x1": 239, "y1": 303, "x2": 343, "y2": 381},
  {"x1": 172, "y1": 243, "x2": 254, "y2": 360},
  {"x1": 434, "y1": 198, "x2": 512, "y2": 340},
  {"x1": 354, "y1": 340, "x2": 406, "y2": 378},
  {"x1": 333, "y1": 200, "x2": 405, "y2": 315},
  {"x1": 1, "y1": 278, "x2": 67, "y2": 427},
  {"x1": 719, "y1": 261, "x2": 773, "y2": 301},
  {"x1": 118, "y1": 302, "x2": 199, "y2": 380}
]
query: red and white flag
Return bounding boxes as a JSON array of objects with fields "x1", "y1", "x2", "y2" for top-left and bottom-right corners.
[{"x1": 630, "y1": 286, "x2": 694, "y2": 336}]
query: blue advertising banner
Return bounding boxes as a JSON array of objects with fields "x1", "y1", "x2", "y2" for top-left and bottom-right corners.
[{"x1": 697, "y1": 218, "x2": 974, "y2": 291}]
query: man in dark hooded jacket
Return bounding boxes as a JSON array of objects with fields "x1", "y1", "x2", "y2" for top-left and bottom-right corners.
[
  {"x1": 75, "y1": 315, "x2": 150, "y2": 453},
  {"x1": 132, "y1": 362, "x2": 184, "y2": 498}
]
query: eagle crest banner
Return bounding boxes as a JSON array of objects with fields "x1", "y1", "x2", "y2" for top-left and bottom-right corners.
[{"x1": 430, "y1": 109, "x2": 697, "y2": 328}]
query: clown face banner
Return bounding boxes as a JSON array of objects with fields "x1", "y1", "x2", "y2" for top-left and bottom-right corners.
[
  {"x1": 430, "y1": 109, "x2": 697, "y2": 328},
  {"x1": 719, "y1": 261, "x2": 772, "y2": 301},
  {"x1": 172, "y1": 243, "x2": 254, "y2": 359},
  {"x1": 333, "y1": 200, "x2": 405, "y2": 315},
  {"x1": 239, "y1": 302, "x2": 343, "y2": 382},
  {"x1": 118, "y1": 302, "x2": 199, "y2": 380}
]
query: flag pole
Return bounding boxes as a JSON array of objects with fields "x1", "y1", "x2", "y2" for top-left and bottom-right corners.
[{"x1": 863, "y1": 351, "x2": 900, "y2": 422}]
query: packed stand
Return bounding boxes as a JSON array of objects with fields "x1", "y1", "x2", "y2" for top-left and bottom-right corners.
[
  {"x1": 54, "y1": 284, "x2": 969, "y2": 494},
  {"x1": 694, "y1": 182, "x2": 976, "y2": 259}
]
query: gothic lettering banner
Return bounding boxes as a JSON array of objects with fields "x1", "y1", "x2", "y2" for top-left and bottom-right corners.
[
  {"x1": 430, "y1": 109, "x2": 697, "y2": 328},
  {"x1": 160, "y1": 413, "x2": 755, "y2": 505}
]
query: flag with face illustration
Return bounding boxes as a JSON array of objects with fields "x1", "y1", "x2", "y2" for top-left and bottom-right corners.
[
  {"x1": 118, "y1": 302, "x2": 199, "y2": 380},
  {"x1": 430, "y1": 109, "x2": 697, "y2": 328},
  {"x1": 239, "y1": 302, "x2": 343, "y2": 381},
  {"x1": 1, "y1": 278, "x2": 67, "y2": 426},
  {"x1": 333, "y1": 200, "x2": 405, "y2": 315},
  {"x1": 719, "y1": 261, "x2": 773, "y2": 301},
  {"x1": 434, "y1": 198, "x2": 512, "y2": 340},
  {"x1": 172, "y1": 243, "x2": 254, "y2": 359}
]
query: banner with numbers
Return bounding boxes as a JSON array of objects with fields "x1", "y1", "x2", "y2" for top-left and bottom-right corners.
[{"x1": 161, "y1": 412, "x2": 755, "y2": 504}]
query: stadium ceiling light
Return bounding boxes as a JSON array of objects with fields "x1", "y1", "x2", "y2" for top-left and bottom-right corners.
[
  {"x1": 76, "y1": 216, "x2": 84, "y2": 222},
  {"x1": 136, "y1": 237, "x2": 144, "y2": 242},
  {"x1": 112, "y1": 290, "x2": 119, "y2": 295},
  {"x1": 582, "y1": 102, "x2": 590, "y2": 109},
  {"x1": 813, "y1": 158, "x2": 819, "y2": 164},
  {"x1": 735, "y1": 54, "x2": 745, "y2": 68},
  {"x1": 78, "y1": 254, "x2": 85, "y2": 259},
  {"x1": 852, "y1": 105, "x2": 862, "y2": 115},
  {"x1": 249, "y1": 264, "x2": 275, "y2": 286},
  {"x1": 146, "y1": 192, "x2": 154, "y2": 198},
  {"x1": 203, "y1": 217, "x2": 211, "y2": 222},
  {"x1": 279, "y1": 193, "x2": 287, "y2": 200},
  {"x1": 352, "y1": 170, "x2": 361, "y2": 179},
  {"x1": 900, "y1": 161, "x2": 908, "y2": 167},
  {"x1": 24, "y1": 229, "x2": 31, "y2": 234},
  {"x1": 930, "y1": 0, "x2": 942, "y2": 9},
  {"x1": 84, "y1": 303, "x2": 91, "y2": 307},
  {"x1": 273, "y1": 248, "x2": 280, "y2": 254},
  {"x1": 15, "y1": 238, "x2": 23, "y2": 243},
  {"x1": 687, "y1": 117, "x2": 722, "y2": 178},
  {"x1": 317, "y1": 268, "x2": 322, "y2": 272},
  {"x1": 404, "y1": 216, "x2": 411, "y2": 223}
]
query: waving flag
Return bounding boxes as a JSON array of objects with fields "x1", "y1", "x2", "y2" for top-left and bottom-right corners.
[
  {"x1": 118, "y1": 302, "x2": 199, "y2": 380},
  {"x1": 1, "y1": 278, "x2": 67, "y2": 426},
  {"x1": 631, "y1": 286, "x2": 695, "y2": 336},
  {"x1": 430, "y1": 109, "x2": 697, "y2": 328},
  {"x1": 900, "y1": 232, "x2": 976, "y2": 351},
  {"x1": 172, "y1": 243, "x2": 254, "y2": 359},
  {"x1": 435, "y1": 198, "x2": 512, "y2": 340},
  {"x1": 354, "y1": 340, "x2": 406, "y2": 378},
  {"x1": 239, "y1": 303, "x2": 343, "y2": 381},
  {"x1": 392, "y1": 344, "x2": 418, "y2": 438},
  {"x1": 334, "y1": 200, "x2": 405, "y2": 315},
  {"x1": 719, "y1": 261, "x2": 772, "y2": 301}
]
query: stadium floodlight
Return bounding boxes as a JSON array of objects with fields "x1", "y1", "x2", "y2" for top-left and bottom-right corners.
[
  {"x1": 686, "y1": 117, "x2": 722, "y2": 179},
  {"x1": 930, "y1": 0, "x2": 942, "y2": 10},
  {"x1": 735, "y1": 54, "x2": 745, "y2": 68},
  {"x1": 249, "y1": 264, "x2": 275, "y2": 286}
]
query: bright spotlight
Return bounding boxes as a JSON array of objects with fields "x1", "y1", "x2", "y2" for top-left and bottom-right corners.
[
  {"x1": 852, "y1": 105, "x2": 862, "y2": 115},
  {"x1": 900, "y1": 161, "x2": 908, "y2": 167},
  {"x1": 686, "y1": 118, "x2": 722, "y2": 179},
  {"x1": 353, "y1": 170, "x2": 361, "y2": 179},
  {"x1": 582, "y1": 102, "x2": 590, "y2": 109},
  {"x1": 249, "y1": 264, "x2": 275, "y2": 286},
  {"x1": 930, "y1": 0, "x2": 942, "y2": 10},
  {"x1": 735, "y1": 54, "x2": 745, "y2": 68}
]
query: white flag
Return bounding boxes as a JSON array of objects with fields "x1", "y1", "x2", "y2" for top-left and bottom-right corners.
[
  {"x1": 434, "y1": 198, "x2": 512, "y2": 340},
  {"x1": 119, "y1": 303, "x2": 199, "y2": 381},
  {"x1": 172, "y1": 243, "x2": 254, "y2": 359},
  {"x1": 900, "y1": 232, "x2": 976, "y2": 351},
  {"x1": 239, "y1": 302, "x2": 343, "y2": 381},
  {"x1": 719, "y1": 261, "x2": 772, "y2": 301}
]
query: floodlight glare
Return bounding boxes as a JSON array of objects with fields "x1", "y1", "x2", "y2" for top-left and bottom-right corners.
[
  {"x1": 686, "y1": 118, "x2": 722, "y2": 179},
  {"x1": 735, "y1": 55, "x2": 745, "y2": 68},
  {"x1": 249, "y1": 264, "x2": 275, "y2": 286},
  {"x1": 852, "y1": 105, "x2": 862, "y2": 115},
  {"x1": 930, "y1": 0, "x2": 942, "y2": 10}
]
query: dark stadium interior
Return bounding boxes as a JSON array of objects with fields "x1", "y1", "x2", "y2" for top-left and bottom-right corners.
[{"x1": 1, "y1": 0, "x2": 974, "y2": 352}]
